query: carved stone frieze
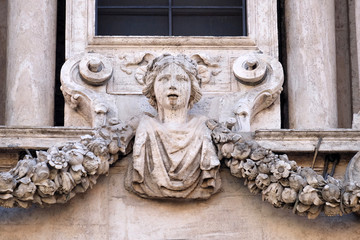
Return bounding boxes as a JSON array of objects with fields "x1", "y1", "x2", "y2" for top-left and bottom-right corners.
[
  {"x1": 1, "y1": 53, "x2": 360, "y2": 220},
  {"x1": 61, "y1": 52, "x2": 283, "y2": 130},
  {"x1": 1, "y1": 117, "x2": 360, "y2": 219},
  {"x1": 119, "y1": 52, "x2": 222, "y2": 87}
]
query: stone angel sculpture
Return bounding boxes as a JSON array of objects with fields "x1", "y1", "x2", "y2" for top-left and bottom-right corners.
[
  {"x1": 2, "y1": 54, "x2": 360, "y2": 220},
  {"x1": 124, "y1": 54, "x2": 221, "y2": 199}
]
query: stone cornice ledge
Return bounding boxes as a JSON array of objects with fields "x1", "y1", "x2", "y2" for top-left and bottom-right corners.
[
  {"x1": 1, "y1": 127, "x2": 359, "y2": 153},
  {"x1": 0, "y1": 127, "x2": 92, "y2": 150},
  {"x1": 255, "y1": 129, "x2": 360, "y2": 152}
]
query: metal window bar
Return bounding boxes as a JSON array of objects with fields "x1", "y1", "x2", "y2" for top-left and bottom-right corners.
[
  {"x1": 169, "y1": 0, "x2": 172, "y2": 36},
  {"x1": 97, "y1": 6, "x2": 245, "y2": 10},
  {"x1": 96, "y1": 0, "x2": 247, "y2": 36},
  {"x1": 242, "y1": 0, "x2": 247, "y2": 35}
]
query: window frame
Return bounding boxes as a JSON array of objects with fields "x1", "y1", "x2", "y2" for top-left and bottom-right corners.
[
  {"x1": 94, "y1": 0, "x2": 248, "y2": 37},
  {"x1": 66, "y1": 0, "x2": 278, "y2": 59}
]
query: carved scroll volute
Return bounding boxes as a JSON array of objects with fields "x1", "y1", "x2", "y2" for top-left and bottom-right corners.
[
  {"x1": 61, "y1": 53, "x2": 115, "y2": 127},
  {"x1": 232, "y1": 53, "x2": 284, "y2": 132},
  {"x1": 79, "y1": 55, "x2": 113, "y2": 86}
]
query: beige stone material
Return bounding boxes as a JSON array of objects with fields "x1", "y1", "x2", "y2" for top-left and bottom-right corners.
[
  {"x1": 5, "y1": 0, "x2": 57, "y2": 126},
  {"x1": 286, "y1": 0, "x2": 338, "y2": 129}
]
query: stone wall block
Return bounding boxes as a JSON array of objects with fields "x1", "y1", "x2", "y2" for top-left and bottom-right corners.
[
  {"x1": 5, "y1": 0, "x2": 57, "y2": 126},
  {"x1": 286, "y1": 0, "x2": 338, "y2": 129}
]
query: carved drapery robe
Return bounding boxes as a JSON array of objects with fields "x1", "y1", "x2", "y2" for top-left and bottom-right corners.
[{"x1": 125, "y1": 115, "x2": 221, "y2": 199}]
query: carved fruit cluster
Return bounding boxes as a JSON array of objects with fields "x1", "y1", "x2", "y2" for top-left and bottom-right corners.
[
  {"x1": 208, "y1": 119, "x2": 360, "y2": 219},
  {"x1": 0, "y1": 121, "x2": 131, "y2": 208}
]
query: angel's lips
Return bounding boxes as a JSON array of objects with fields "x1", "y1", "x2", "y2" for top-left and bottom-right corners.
[{"x1": 167, "y1": 94, "x2": 179, "y2": 100}]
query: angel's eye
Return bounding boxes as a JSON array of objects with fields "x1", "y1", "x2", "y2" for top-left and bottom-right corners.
[
  {"x1": 157, "y1": 76, "x2": 169, "y2": 82},
  {"x1": 177, "y1": 75, "x2": 188, "y2": 81}
]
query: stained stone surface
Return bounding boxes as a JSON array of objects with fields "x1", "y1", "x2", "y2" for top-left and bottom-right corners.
[
  {"x1": 0, "y1": 159, "x2": 360, "y2": 240},
  {"x1": 335, "y1": 0, "x2": 353, "y2": 128},
  {"x1": 0, "y1": 0, "x2": 7, "y2": 125}
]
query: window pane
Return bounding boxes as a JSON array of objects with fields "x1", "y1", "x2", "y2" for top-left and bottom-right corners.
[
  {"x1": 172, "y1": 0, "x2": 243, "y2": 7},
  {"x1": 97, "y1": 12, "x2": 168, "y2": 36},
  {"x1": 98, "y1": 0, "x2": 168, "y2": 7},
  {"x1": 96, "y1": 0, "x2": 247, "y2": 36},
  {"x1": 173, "y1": 14, "x2": 244, "y2": 36}
]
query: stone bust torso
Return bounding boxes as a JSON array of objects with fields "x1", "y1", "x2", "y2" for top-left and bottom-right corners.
[{"x1": 125, "y1": 55, "x2": 221, "y2": 199}]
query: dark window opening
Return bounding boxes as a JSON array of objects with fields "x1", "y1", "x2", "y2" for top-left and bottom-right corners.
[
  {"x1": 277, "y1": 0, "x2": 289, "y2": 129},
  {"x1": 54, "y1": 0, "x2": 65, "y2": 126},
  {"x1": 96, "y1": 0, "x2": 247, "y2": 36}
]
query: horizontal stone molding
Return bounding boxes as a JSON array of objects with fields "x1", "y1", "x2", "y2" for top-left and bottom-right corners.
[
  {"x1": 1, "y1": 127, "x2": 360, "y2": 153},
  {"x1": 0, "y1": 127, "x2": 92, "y2": 150},
  {"x1": 255, "y1": 129, "x2": 360, "y2": 152}
]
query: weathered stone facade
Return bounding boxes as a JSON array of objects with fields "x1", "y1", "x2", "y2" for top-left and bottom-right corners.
[{"x1": 1, "y1": 0, "x2": 360, "y2": 239}]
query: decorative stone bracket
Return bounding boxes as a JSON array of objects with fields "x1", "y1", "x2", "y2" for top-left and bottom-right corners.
[
  {"x1": 60, "y1": 53, "x2": 117, "y2": 127},
  {"x1": 231, "y1": 53, "x2": 283, "y2": 131},
  {"x1": 61, "y1": 52, "x2": 283, "y2": 130}
]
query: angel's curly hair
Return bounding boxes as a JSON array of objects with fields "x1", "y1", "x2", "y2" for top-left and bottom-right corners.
[{"x1": 142, "y1": 54, "x2": 202, "y2": 110}]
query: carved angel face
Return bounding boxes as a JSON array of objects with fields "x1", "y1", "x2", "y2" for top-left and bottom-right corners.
[
  {"x1": 154, "y1": 63, "x2": 192, "y2": 110},
  {"x1": 142, "y1": 54, "x2": 202, "y2": 110}
]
